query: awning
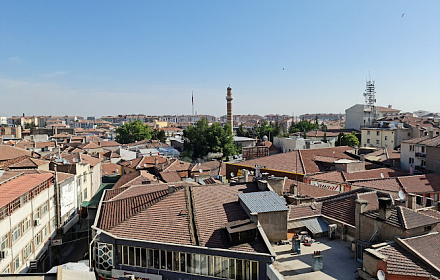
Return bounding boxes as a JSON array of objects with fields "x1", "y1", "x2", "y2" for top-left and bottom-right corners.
[
  {"x1": 81, "y1": 183, "x2": 114, "y2": 208},
  {"x1": 301, "y1": 217, "x2": 329, "y2": 235}
]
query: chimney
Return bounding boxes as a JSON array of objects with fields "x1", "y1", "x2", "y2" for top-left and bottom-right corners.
[
  {"x1": 378, "y1": 197, "x2": 392, "y2": 220},
  {"x1": 407, "y1": 193, "x2": 417, "y2": 210},
  {"x1": 388, "y1": 105, "x2": 392, "y2": 109},
  {"x1": 194, "y1": 175, "x2": 199, "y2": 183},
  {"x1": 154, "y1": 157, "x2": 158, "y2": 167},
  {"x1": 243, "y1": 169, "x2": 249, "y2": 182},
  {"x1": 262, "y1": 172, "x2": 269, "y2": 180},
  {"x1": 428, "y1": 129, "x2": 434, "y2": 139},
  {"x1": 355, "y1": 199, "x2": 369, "y2": 239},
  {"x1": 168, "y1": 185, "x2": 176, "y2": 193},
  {"x1": 166, "y1": 157, "x2": 170, "y2": 165}
]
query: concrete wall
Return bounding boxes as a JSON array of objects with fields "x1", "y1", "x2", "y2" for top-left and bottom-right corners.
[
  {"x1": 361, "y1": 129, "x2": 396, "y2": 149},
  {"x1": 346, "y1": 104, "x2": 375, "y2": 131},
  {"x1": 426, "y1": 146, "x2": 440, "y2": 173},
  {"x1": 258, "y1": 211, "x2": 287, "y2": 242}
]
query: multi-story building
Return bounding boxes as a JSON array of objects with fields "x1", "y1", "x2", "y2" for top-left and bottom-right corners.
[
  {"x1": 0, "y1": 173, "x2": 56, "y2": 273},
  {"x1": 345, "y1": 104, "x2": 400, "y2": 131},
  {"x1": 400, "y1": 134, "x2": 440, "y2": 173},
  {"x1": 0, "y1": 126, "x2": 22, "y2": 140}
]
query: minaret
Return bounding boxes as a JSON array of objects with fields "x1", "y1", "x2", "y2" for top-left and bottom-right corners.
[{"x1": 226, "y1": 86, "x2": 233, "y2": 133}]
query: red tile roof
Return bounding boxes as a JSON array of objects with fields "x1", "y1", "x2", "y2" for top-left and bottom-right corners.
[
  {"x1": 377, "y1": 243, "x2": 438, "y2": 278},
  {"x1": 0, "y1": 145, "x2": 32, "y2": 161},
  {"x1": 159, "y1": 171, "x2": 182, "y2": 182},
  {"x1": 352, "y1": 178, "x2": 403, "y2": 193},
  {"x1": 363, "y1": 206, "x2": 440, "y2": 230},
  {"x1": 0, "y1": 173, "x2": 53, "y2": 208},
  {"x1": 107, "y1": 189, "x2": 194, "y2": 245},
  {"x1": 398, "y1": 232, "x2": 440, "y2": 272},
  {"x1": 398, "y1": 174, "x2": 440, "y2": 194},
  {"x1": 299, "y1": 146, "x2": 356, "y2": 174},
  {"x1": 234, "y1": 150, "x2": 304, "y2": 174},
  {"x1": 101, "y1": 163, "x2": 121, "y2": 175},
  {"x1": 98, "y1": 188, "x2": 171, "y2": 230}
]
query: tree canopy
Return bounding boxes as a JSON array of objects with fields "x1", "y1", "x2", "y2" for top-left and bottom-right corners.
[
  {"x1": 182, "y1": 118, "x2": 236, "y2": 161},
  {"x1": 288, "y1": 120, "x2": 319, "y2": 134},
  {"x1": 115, "y1": 120, "x2": 152, "y2": 144},
  {"x1": 151, "y1": 128, "x2": 167, "y2": 143},
  {"x1": 336, "y1": 132, "x2": 360, "y2": 147}
]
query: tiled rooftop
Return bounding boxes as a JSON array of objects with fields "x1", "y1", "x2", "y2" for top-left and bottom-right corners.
[
  {"x1": 399, "y1": 232, "x2": 440, "y2": 272},
  {"x1": 0, "y1": 145, "x2": 32, "y2": 161},
  {"x1": 398, "y1": 174, "x2": 440, "y2": 193},
  {"x1": 0, "y1": 173, "x2": 53, "y2": 208},
  {"x1": 377, "y1": 243, "x2": 438, "y2": 277},
  {"x1": 363, "y1": 206, "x2": 440, "y2": 230}
]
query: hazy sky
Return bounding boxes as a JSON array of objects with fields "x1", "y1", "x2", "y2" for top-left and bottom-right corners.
[{"x1": 1, "y1": 1, "x2": 439, "y2": 118}]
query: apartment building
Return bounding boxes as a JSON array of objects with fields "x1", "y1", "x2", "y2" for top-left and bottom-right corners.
[
  {"x1": 401, "y1": 134, "x2": 440, "y2": 173},
  {"x1": 0, "y1": 173, "x2": 56, "y2": 273}
]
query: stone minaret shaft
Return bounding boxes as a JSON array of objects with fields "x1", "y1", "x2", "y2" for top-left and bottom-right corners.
[{"x1": 226, "y1": 86, "x2": 233, "y2": 133}]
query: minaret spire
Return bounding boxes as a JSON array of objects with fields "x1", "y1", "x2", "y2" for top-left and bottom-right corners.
[{"x1": 226, "y1": 86, "x2": 233, "y2": 133}]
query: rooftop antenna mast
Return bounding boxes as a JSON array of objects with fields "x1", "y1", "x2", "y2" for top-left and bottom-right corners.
[
  {"x1": 363, "y1": 73, "x2": 377, "y2": 126},
  {"x1": 191, "y1": 90, "x2": 194, "y2": 125}
]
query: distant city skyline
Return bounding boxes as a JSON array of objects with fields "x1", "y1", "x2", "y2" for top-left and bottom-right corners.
[{"x1": 1, "y1": 1, "x2": 439, "y2": 117}]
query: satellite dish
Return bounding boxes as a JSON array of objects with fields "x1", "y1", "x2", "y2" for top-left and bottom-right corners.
[
  {"x1": 398, "y1": 190, "x2": 406, "y2": 200},
  {"x1": 380, "y1": 173, "x2": 384, "y2": 179},
  {"x1": 377, "y1": 270, "x2": 386, "y2": 280},
  {"x1": 230, "y1": 172, "x2": 235, "y2": 177},
  {"x1": 199, "y1": 169, "x2": 203, "y2": 173}
]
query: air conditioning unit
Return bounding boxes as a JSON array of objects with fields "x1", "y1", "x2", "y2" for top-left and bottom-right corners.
[
  {"x1": 29, "y1": 260, "x2": 38, "y2": 270},
  {"x1": 328, "y1": 224, "x2": 337, "y2": 239},
  {"x1": 33, "y1": 219, "x2": 40, "y2": 227}
]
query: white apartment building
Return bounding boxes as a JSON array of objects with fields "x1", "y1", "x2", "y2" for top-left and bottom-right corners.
[{"x1": 0, "y1": 173, "x2": 56, "y2": 273}]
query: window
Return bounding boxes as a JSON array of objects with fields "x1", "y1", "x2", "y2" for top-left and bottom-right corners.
[
  {"x1": 23, "y1": 242, "x2": 32, "y2": 260},
  {"x1": 409, "y1": 158, "x2": 414, "y2": 164},
  {"x1": 421, "y1": 160, "x2": 426, "y2": 167},
  {"x1": 14, "y1": 253, "x2": 22, "y2": 272},
  {"x1": 50, "y1": 217, "x2": 56, "y2": 231},
  {"x1": 42, "y1": 225, "x2": 49, "y2": 238},
  {"x1": 367, "y1": 131, "x2": 370, "y2": 135},
  {"x1": 410, "y1": 145, "x2": 414, "y2": 151},
  {"x1": 384, "y1": 136, "x2": 388, "y2": 141},
  {"x1": 41, "y1": 202, "x2": 48, "y2": 216},
  {"x1": 22, "y1": 216, "x2": 31, "y2": 233},
  {"x1": 84, "y1": 189, "x2": 88, "y2": 200},
  {"x1": 33, "y1": 208, "x2": 40, "y2": 221},
  {"x1": 424, "y1": 225, "x2": 432, "y2": 232},
  {"x1": 376, "y1": 140, "x2": 380, "y2": 145},
  {"x1": 12, "y1": 224, "x2": 21, "y2": 243},
  {"x1": 376, "y1": 131, "x2": 379, "y2": 136},
  {"x1": 34, "y1": 232, "x2": 42, "y2": 246},
  {"x1": 367, "y1": 139, "x2": 370, "y2": 144},
  {"x1": 0, "y1": 234, "x2": 9, "y2": 251},
  {"x1": 421, "y1": 146, "x2": 425, "y2": 153}
]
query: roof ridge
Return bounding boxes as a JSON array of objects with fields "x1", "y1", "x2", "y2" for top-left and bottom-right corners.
[{"x1": 397, "y1": 206, "x2": 408, "y2": 230}]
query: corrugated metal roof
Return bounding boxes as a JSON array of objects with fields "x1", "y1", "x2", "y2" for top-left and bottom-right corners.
[
  {"x1": 238, "y1": 191, "x2": 288, "y2": 213},
  {"x1": 301, "y1": 217, "x2": 329, "y2": 234}
]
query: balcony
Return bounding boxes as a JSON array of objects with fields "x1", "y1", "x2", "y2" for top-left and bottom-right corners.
[{"x1": 415, "y1": 152, "x2": 426, "y2": 158}]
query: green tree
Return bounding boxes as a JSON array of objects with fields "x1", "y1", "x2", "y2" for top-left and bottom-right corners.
[
  {"x1": 152, "y1": 129, "x2": 167, "y2": 143},
  {"x1": 182, "y1": 119, "x2": 237, "y2": 160},
  {"x1": 115, "y1": 120, "x2": 152, "y2": 144},
  {"x1": 288, "y1": 120, "x2": 319, "y2": 134},
  {"x1": 236, "y1": 124, "x2": 246, "y2": 137},
  {"x1": 336, "y1": 132, "x2": 359, "y2": 147},
  {"x1": 323, "y1": 132, "x2": 328, "y2": 143}
]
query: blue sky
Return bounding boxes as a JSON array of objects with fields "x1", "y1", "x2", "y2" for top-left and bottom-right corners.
[{"x1": 1, "y1": 1, "x2": 439, "y2": 117}]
